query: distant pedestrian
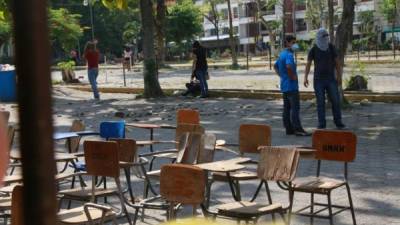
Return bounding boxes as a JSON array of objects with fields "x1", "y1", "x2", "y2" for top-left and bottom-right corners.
[
  {"x1": 192, "y1": 41, "x2": 209, "y2": 98},
  {"x1": 123, "y1": 46, "x2": 132, "y2": 71},
  {"x1": 274, "y1": 35, "x2": 309, "y2": 136},
  {"x1": 83, "y1": 41, "x2": 100, "y2": 100},
  {"x1": 304, "y1": 28, "x2": 345, "y2": 129}
]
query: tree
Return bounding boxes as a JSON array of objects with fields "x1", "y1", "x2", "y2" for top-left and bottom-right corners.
[
  {"x1": 48, "y1": 8, "x2": 83, "y2": 52},
  {"x1": 166, "y1": 0, "x2": 202, "y2": 44},
  {"x1": 226, "y1": 0, "x2": 238, "y2": 68},
  {"x1": 203, "y1": 0, "x2": 224, "y2": 54},
  {"x1": 0, "y1": 0, "x2": 11, "y2": 50},
  {"x1": 255, "y1": 0, "x2": 281, "y2": 56},
  {"x1": 334, "y1": 0, "x2": 355, "y2": 102},
  {"x1": 380, "y1": 0, "x2": 399, "y2": 59},
  {"x1": 155, "y1": 0, "x2": 167, "y2": 65},
  {"x1": 103, "y1": 0, "x2": 164, "y2": 97},
  {"x1": 327, "y1": 0, "x2": 334, "y2": 41},
  {"x1": 304, "y1": 0, "x2": 327, "y2": 29}
]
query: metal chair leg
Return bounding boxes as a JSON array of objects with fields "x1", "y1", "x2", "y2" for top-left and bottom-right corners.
[
  {"x1": 234, "y1": 180, "x2": 241, "y2": 201},
  {"x1": 288, "y1": 190, "x2": 294, "y2": 225},
  {"x1": 205, "y1": 179, "x2": 213, "y2": 208},
  {"x1": 327, "y1": 193, "x2": 334, "y2": 225},
  {"x1": 124, "y1": 168, "x2": 135, "y2": 203},
  {"x1": 310, "y1": 193, "x2": 315, "y2": 225},
  {"x1": 346, "y1": 183, "x2": 357, "y2": 225}
]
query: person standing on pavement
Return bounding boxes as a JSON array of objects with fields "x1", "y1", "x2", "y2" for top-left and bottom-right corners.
[
  {"x1": 274, "y1": 35, "x2": 309, "y2": 136},
  {"x1": 304, "y1": 28, "x2": 346, "y2": 129},
  {"x1": 192, "y1": 41, "x2": 209, "y2": 98},
  {"x1": 83, "y1": 41, "x2": 100, "y2": 100}
]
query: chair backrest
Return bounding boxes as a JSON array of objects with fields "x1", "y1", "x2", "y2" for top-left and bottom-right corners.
[
  {"x1": 177, "y1": 132, "x2": 202, "y2": 164},
  {"x1": 160, "y1": 164, "x2": 205, "y2": 205},
  {"x1": 99, "y1": 121, "x2": 125, "y2": 140},
  {"x1": 109, "y1": 138, "x2": 137, "y2": 163},
  {"x1": 0, "y1": 111, "x2": 10, "y2": 125},
  {"x1": 197, "y1": 133, "x2": 217, "y2": 164},
  {"x1": 257, "y1": 146, "x2": 300, "y2": 182},
  {"x1": 176, "y1": 109, "x2": 200, "y2": 125},
  {"x1": 11, "y1": 185, "x2": 24, "y2": 225},
  {"x1": 239, "y1": 124, "x2": 271, "y2": 154},
  {"x1": 8, "y1": 125, "x2": 15, "y2": 149},
  {"x1": 84, "y1": 140, "x2": 120, "y2": 178},
  {"x1": 175, "y1": 123, "x2": 204, "y2": 148},
  {"x1": 312, "y1": 130, "x2": 357, "y2": 162},
  {"x1": 66, "y1": 120, "x2": 85, "y2": 153}
]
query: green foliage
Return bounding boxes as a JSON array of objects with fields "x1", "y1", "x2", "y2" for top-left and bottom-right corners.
[
  {"x1": 380, "y1": 0, "x2": 398, "y2": 23},
  {"x1": 102, "y1": 0, "x2": 128, "y2": 10},
  {"x1": 49, "y1": 8, "x2": 83, "y2": 52},
  {"x1": 305, "y1": 0, "x2": 327, "y2": 29},
  {"x1": 122, "y1": 20, "x2": 141, "y2": 44},
  {"x1": 166, "y1": 0, "x2": 203, "y2": 44},
  {"x1": 358, "y1": 10, "x2": 374, "y2": 35},
  {"x1": 57, "y1": 60, "x2": 76, "y2": 70}
]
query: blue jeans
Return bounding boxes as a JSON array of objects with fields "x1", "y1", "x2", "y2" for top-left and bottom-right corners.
[
  {"x1": 314, "y1": 79, "x2": 343, "y2": 128},
  {"x1": 195, "y1": 69, "x2": 208, "y2": 97},
  {"x1": 282, "y1": 91, "x2": 303, "y2": 132},
  {"x1": 88, "y1": 68, "x2": 99, "y2": 99}
]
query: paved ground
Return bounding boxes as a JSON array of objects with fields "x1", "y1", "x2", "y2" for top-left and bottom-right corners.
[
  {"x1": 52, "y1": 62, "x2": 400, "y2": 93},
  {"x1": 3, "y1": 86, "x2": 400, "y2": 225}
]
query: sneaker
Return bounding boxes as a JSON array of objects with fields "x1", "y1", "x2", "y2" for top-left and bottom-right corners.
[{"x1": 295, "y1": 130, "x2": 311, "y2": 136}]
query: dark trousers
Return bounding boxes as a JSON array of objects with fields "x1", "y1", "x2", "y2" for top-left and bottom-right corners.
[
  {"x1": 314, "y1": 79, "x2": 343, "y2": 128},
  {"x1": 282, "y1": 91, "x2": 303, "y2": 132}
]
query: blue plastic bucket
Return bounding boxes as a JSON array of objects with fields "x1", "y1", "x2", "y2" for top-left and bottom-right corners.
[{"x1": 0, "y1": 70, "x2": 16, "y2": 102}]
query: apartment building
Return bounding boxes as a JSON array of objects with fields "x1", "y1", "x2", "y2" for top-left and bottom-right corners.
[{"x1": 198, "y1": 0, "x2": 399, "y2": 53}]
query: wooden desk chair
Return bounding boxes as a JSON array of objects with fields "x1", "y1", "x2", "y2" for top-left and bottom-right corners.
[
  {"x1": 291, "y1": 130, "x2": 357, "y2": 225},
  {"x1": 176, "y1": 109, "x2": 200, "y2": 125},
  {"x1": 202, "y1": 146, "x2": 300, "y2": 225},
  {"x1": 58, "y1": 140, "x2": 132, "y2": 225},
  {"x1": 209, "y1": 124, "x2": 271, "y2": 202},
  {"x1": 110, "y1": 138, "x2": 150, "y2": 204},
  {"x1": 130, "y1": 133, "x2": 216, "y2": 224},
  {"x1": 147, "y1": 123, "x2": 205, "y2": 170},
  {"x1": 130, "y1": 164, "x2": 206, "y2": 224}
]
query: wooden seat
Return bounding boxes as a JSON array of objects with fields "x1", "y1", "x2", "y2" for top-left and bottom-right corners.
[
  {"x1": 217, "y1": 201, "x2": 282, "y2": 218},
  {"x1": 0, "y1": 111, "x2": 10, "y2": 125},
  {"x1": 209, "y1": 124, "x2": 271, "y2": 202},
  {"x1": 66, "y1": 120, "x2": 85, "y2": 154},
  {"x1": 212, "y1": 171, "x2": 258, "y2": 181},
  {"x1": 204, "y1": 146, "x2": 300, "y2": 224},
  {"x1": 290, "y1": 130, "x2": 357, "y2": 225},
  {"x1": 10, "y1": 185, "x2": 118, "y2": 225},
  {"x1": 58, "y1": 205, "x2": 116, "y2": 224},
  {"x1": 293, "y1": 177, "x2": 346, "y2": 194},
  {"x1": 58, "y1": 140, "x2": 132, "y2": 225},
  {"x1": 59, "y1": 188, "x2": 117, "y2": 200}
]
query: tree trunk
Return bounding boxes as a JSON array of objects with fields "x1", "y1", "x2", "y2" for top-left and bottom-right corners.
[
  {"x1": 334, "y1": 0, "x2": 355, "y2": 103},
  {"x1": 226, "y1": 0, "x2": 238, "y2": 67},
  {"x1": 155, "y1": 0, "x2": 166, "y2": 65},
  {"x1": 140, "y1": 0, "x2": 164, "y2": 98},
  {"x1": 327, "y1": 0, "x2": 335, "y2": 42}
]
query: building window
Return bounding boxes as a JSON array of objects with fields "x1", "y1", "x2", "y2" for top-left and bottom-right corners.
[
  {"x1": 296, "y1": 18, "x2": 307, "y2": 32},
  {"x1": 210, "y1": 29, "x2": 218, "y2": 36},
  {"x1": 233, "y1": 7, "x2": 239, "y2": 18},
  {"x1": 221, "y1": 9, "x2": 229, "y2": 20}
]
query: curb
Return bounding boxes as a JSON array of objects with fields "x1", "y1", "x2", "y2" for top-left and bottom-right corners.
[{"x1": 65, "y1": 86, "x2": 400, "y2": 103}]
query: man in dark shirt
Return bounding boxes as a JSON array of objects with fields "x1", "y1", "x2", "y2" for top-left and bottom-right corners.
[
  {"x1": 304, "y1": 28, "x2": 345, "y2": 129},
  {"x1": 192, "y1": 41, "x2": 208, "y2": 98}
]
